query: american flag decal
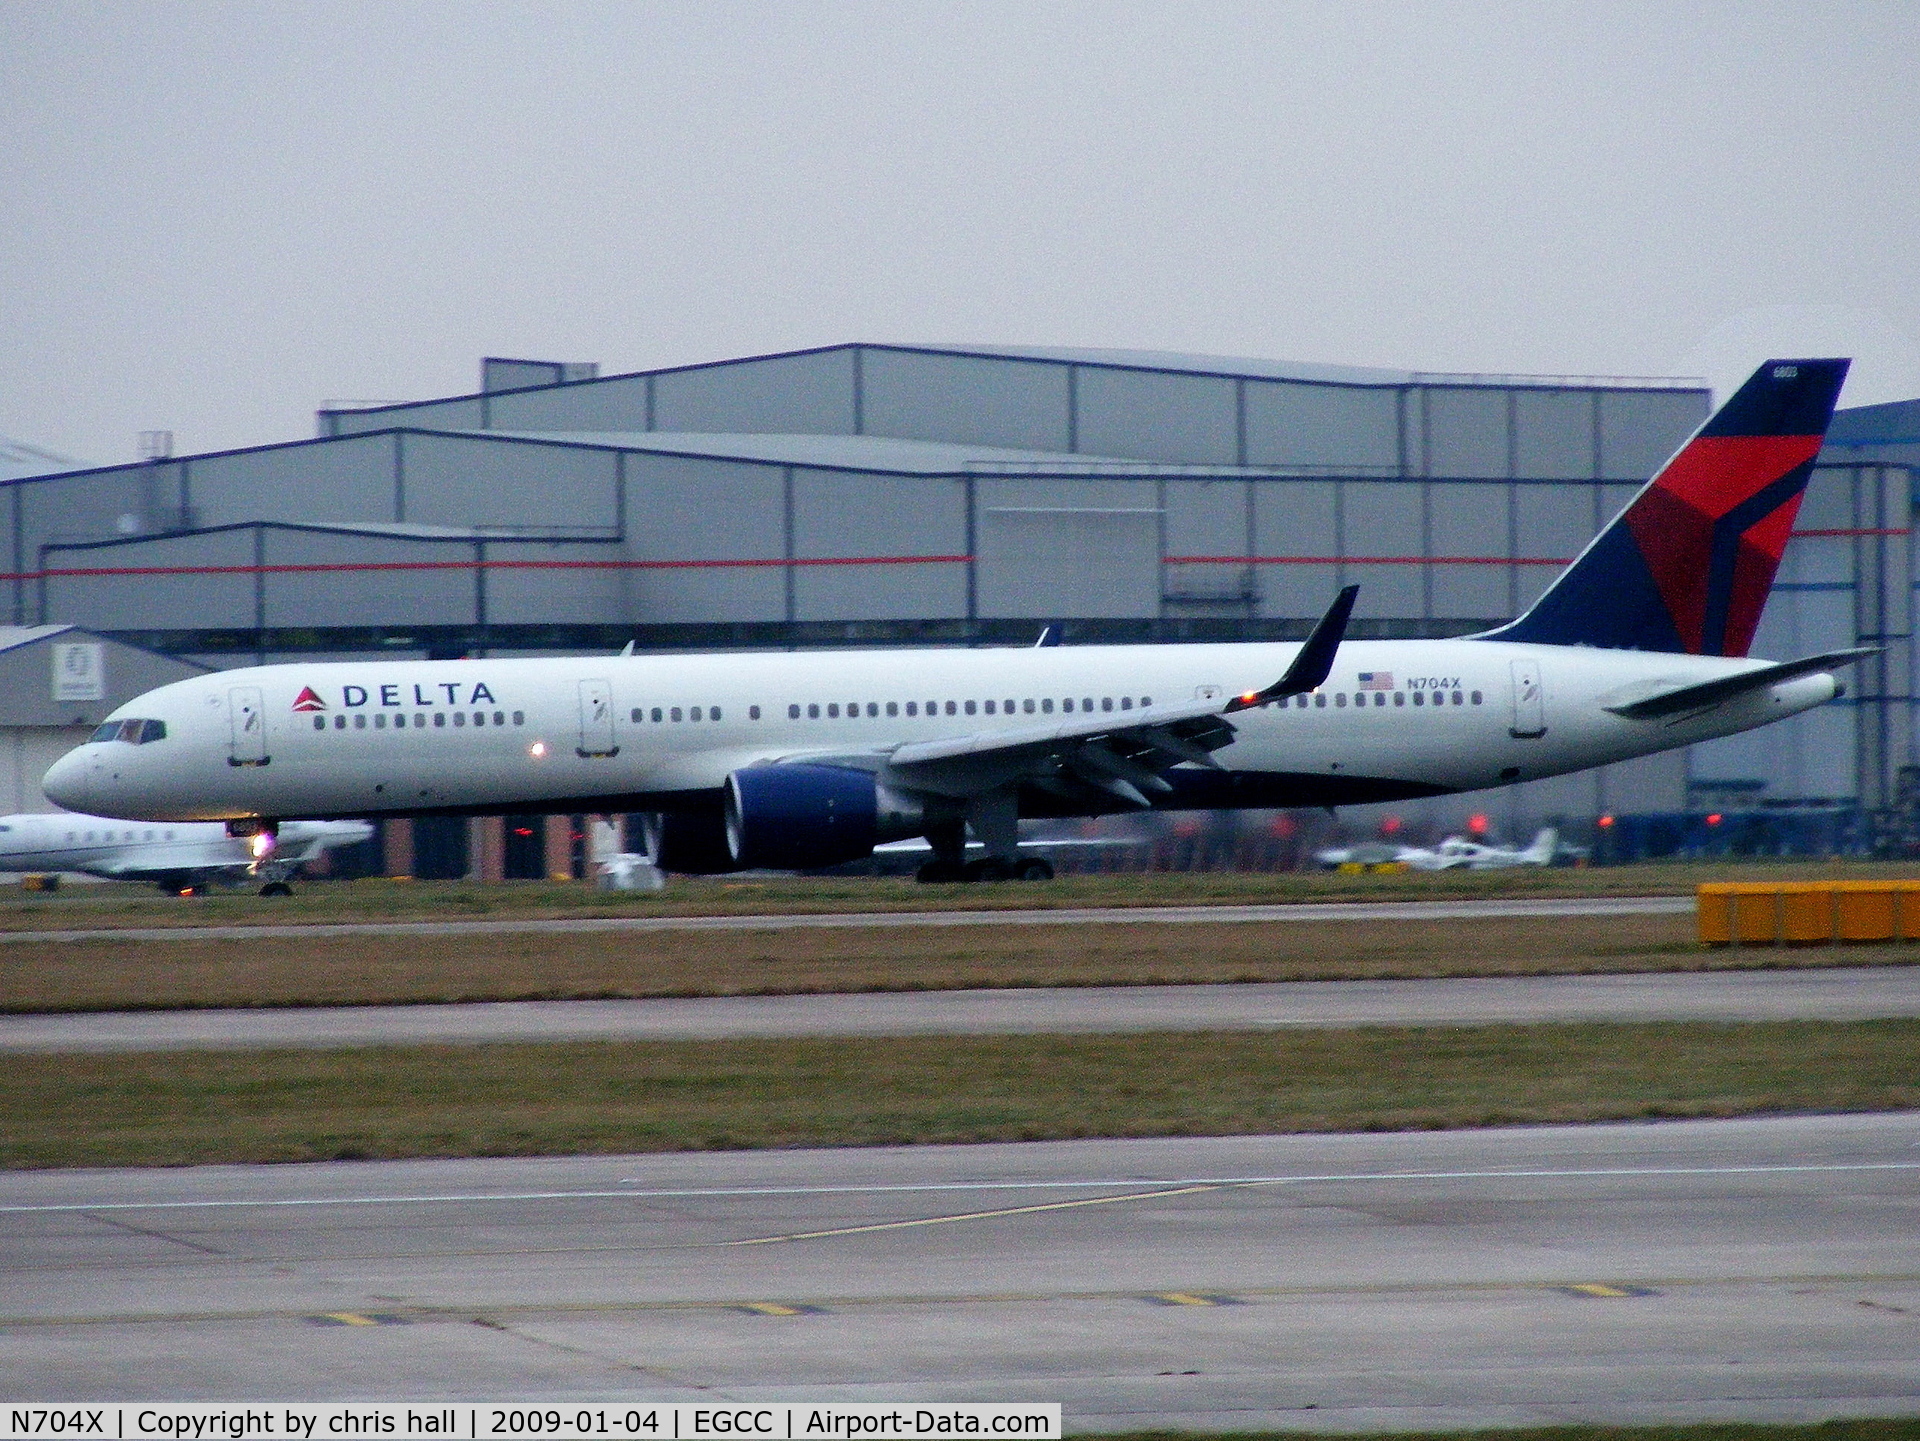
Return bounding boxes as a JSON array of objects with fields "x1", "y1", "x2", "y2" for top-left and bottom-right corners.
[{"x1": 1358, "y1": 672, "x2": 1394, "y2": 691}]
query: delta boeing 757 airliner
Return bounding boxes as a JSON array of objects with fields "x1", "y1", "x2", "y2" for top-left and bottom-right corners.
[{"x1": 44, "y1": 359, "x2": 1866, "y2": 882}]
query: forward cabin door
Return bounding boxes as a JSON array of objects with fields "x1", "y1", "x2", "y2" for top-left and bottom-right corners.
[
  {"x1": 1508, "y1": 659, "x2": 1546, "y2": 739},
  {"x1": 577, "y1": 679, "x2": 617, "y2": 757},
  {"x1": 228, "y1": 686, "x2": 268, "y2": 765}
]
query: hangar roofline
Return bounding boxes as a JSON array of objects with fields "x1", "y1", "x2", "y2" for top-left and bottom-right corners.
[
  {"x1": 314, "y1": 340, "x2": 1710, "y2": 428},
  {"x1": 6, "y1": 423, "x2": 1409, "y2": 487}
]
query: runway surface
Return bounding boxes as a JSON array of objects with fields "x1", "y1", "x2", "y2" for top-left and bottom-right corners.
[
  {"x1": 0, "y1": 893, "x2": 1689, "y2": 945},
  {"x1": 3, "y1": 1114, "x2": 1916, "y2": 1429},
  {"x1": 6, "y1": 964, "x2": 1915, "y2": 1052}
]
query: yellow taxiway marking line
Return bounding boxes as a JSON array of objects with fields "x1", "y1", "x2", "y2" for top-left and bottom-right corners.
[
  {"x1": 726, "y1": 1182, "x2": 1230, "y2": 1247},
  {"x1": 739, "y1": 1302, "x2": 804, "y2": 1316},
  {"x1": 322, "y1": 1312, "x2": 379, "y2": 1325},
  {"x1": 1564, "y1": 1283, "x2": 1637, "y2": 1298},
  {"x1": 1154, "y1": 1292, "x2": 1218, "y2": 1306}
]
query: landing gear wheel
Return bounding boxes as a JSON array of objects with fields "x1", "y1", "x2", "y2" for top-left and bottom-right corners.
[
  {"x1": 1018, "y1": 858, "x2": 1055, "y2": 882},
  {"x1": 964, "y1": 858, "x2": 1017, "y2": 883},
  {"x1": 258, "y1": 881, "x2": 294, "y2": 898},
  {"x1": 915, "y1": 859, "x2": 966, "y2": 884}
]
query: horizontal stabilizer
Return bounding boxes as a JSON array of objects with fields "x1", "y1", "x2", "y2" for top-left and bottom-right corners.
[{"x1": 1602, "y1": 646, "x2": 1878, "y2": 720}]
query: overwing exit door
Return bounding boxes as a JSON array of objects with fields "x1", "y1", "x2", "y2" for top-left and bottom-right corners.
[
  {"x1": 1509, "y1": 659, "x2": 1546, "y2": 739},
  {"x1": 577, "y1": 679, "x2": 617, "y2": 757},
  {"x1": 228, "y1": 686, "x2": 268, "y2": 765}
]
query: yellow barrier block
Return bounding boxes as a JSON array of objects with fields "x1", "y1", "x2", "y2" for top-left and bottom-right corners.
[
  {"x1": 1697, "y1": 888, "x2": 1733, "y2": 945},
  {"x1": 1836, "y1": 886, "x2": 1898, "y2": 942},
  {"x1": 1777, "y1": 885, "x2": 1835, "y2": 944},
  {"x1": 1699, "y1": 879, "x2": 1920, "y2": 946}
]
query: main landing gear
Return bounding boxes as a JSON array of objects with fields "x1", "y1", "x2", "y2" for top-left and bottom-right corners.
[
  {"x1": 911, "y1": 805, "x2": 1054, "y2": 883},
  {"x1": 914, "y1": 856, "x2": 1055, "y2": 884}
]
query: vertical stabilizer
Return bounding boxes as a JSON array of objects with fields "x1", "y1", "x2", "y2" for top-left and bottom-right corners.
[{"x1": 1486, "y1": 358, "x2": 1849, "y2": 656}]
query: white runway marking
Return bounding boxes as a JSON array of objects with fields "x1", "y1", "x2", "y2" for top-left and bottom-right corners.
[{"x1": 9, "y1": 1159, "x2": 1917, "y2": 1214}]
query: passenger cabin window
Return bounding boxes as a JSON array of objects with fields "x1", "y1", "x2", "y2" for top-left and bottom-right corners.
[
  {"x1": 964, "y1": 700, "x2": 977, "y2": 715},
  {"x1": 652, "y1": 708, "x2": 663, "y2": 722},
  {"x1": 885, "y1": 702, "x2": 897, "y2": 717},
  {"x1": 749, "y1": 706, "x2": 760, "y2": 720},
  {"x1": 789, "y1": 704, "x2": 801, "y2": 719},
  {"x1": 630, "y1": 708, "x2": 642, "y2": 723}
]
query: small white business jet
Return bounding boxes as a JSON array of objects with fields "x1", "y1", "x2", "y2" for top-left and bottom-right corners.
[
  {"x1": 43, "y1": 360, "x2": 1868, "y2": 884},
  {"x1": 0, "y1": 811, "x2": 373, "y2": 895},
  {"x1": 1319, "y1": 827, "x2": 1560, "y2": 872}
]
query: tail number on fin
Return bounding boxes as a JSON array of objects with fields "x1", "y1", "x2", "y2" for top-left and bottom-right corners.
[{"x1": 1510, "y1": 659, "x2": 1546, "y2": 739}]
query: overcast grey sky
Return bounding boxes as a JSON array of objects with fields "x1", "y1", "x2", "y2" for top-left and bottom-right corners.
[{"x1": 4, "y1": 1, "x2": 1917, "y2": 465}]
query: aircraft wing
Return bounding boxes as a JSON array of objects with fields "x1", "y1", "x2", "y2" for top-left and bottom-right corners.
[
  {"x1": 86, "y1": 845, "x2": 250, "y2": 880},
  {"x1": 849, "y1": 585, "x2": 1360, "y2": 806},
  {"x1": 1601, "y1": 646, "x2": 1879, "y2": 721},
  {"x1": 752, "y1": 585, "x2": 1356, "y2": 807}
]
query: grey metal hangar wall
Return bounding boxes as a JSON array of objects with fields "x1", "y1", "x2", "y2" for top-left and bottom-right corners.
[
  {"x1": 11, "y1": 345, "x2": 1706, "y2": 647},
  {"x1": 23, "y1": 340, "x2": 1897, "y2": 826}
]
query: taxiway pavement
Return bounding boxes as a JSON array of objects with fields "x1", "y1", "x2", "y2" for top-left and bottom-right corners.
[
  {"x1": 4, "y1": 1114, "x2": 1917, "y2": 1429},
  {"x1": 5, "y1": 964, "x2": 1915, "y2": 1052},
  {"x1": 0, "y1": 893, "x2": 1689, "y2": 945}
]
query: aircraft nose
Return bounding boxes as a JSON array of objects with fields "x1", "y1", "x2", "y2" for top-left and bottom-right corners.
[{"x1": 42, "y1": 748, "x2": 96, "y2": 812}]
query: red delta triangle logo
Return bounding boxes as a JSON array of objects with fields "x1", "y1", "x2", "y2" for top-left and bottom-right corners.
[{"x1": 291, "y1": 686, "x2": 328, "y2": 713}]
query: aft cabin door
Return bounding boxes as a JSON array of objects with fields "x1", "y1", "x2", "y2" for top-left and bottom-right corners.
[
  {"x1": 228, "y1": 687, "x2": 268, "y2": 765},
  {"x1": 577, "y1": 679, "x2": 617, "y2": 757},
  {"x1": 1508, "y1": 659, "x2": 1546, "y2": 739}
]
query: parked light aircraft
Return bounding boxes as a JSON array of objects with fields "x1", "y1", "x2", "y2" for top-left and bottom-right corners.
[
  {"x1": 44, "y1": 360, "x2": 1868, "y2": 883},
  {"x1": 0, "y1": 811, "x2": 373, "y2": 894},
  {"x1": 1315, "y1": 827, "x2": 1558, "y2": 872}
]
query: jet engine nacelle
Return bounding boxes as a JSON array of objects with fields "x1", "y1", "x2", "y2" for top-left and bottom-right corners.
[
  {"x1": 724, "y1": 764, "x2": 927, "y2": 870},
  {"x1": 639, "y1": 807, "x2": 737, "y2": 874}
]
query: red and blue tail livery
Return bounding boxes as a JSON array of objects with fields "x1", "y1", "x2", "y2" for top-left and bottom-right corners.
[{"x1": 1489, "y1": 358, "x2": 1849, "y2": 656}]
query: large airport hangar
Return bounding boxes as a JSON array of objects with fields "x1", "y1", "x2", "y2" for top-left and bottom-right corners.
[{"x1": 5, "y1": 344, "x2": 1912, "y2": 863}]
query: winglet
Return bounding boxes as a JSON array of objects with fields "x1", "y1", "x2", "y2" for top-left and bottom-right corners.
[
  {"x1": 1034, "y1": 625, "x2": 1063, "y2": 648},
  {"x1": 1224, "y1": 585, "x2": 1359, "y2": 712},
  {"x1": 620, "y1": 640, "x2": 636, "y2": 657}
]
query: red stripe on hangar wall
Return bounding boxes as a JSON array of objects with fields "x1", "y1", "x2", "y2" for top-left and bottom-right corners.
[{"x1": 0, "y1": 529, "x2": 1902, "y2": 583}]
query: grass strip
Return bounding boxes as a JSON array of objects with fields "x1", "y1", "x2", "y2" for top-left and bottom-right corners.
[
  {"x1": 4, "y1": 860, "x2": 1919, "y2": 932},
  {"x1": 1095, "y1": 1428, "x2": 1920, "y2": 1441},
  {"x1": 4, "y1": 1019, "x2": 1916, "y2": 1169},
  {"x1": 5, "y1": 913, "x2": 1915, "y2": 1014}
]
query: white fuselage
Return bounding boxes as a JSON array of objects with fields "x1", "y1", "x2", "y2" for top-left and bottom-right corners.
[
  {"x1": 41, "y1": 639, "x2": 1836, "y2": 824},
  {"x1": 0, "y1": 812, "x2": 374, "y2": 879}
]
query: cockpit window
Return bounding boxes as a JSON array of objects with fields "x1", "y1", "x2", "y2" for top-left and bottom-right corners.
[{"x1": 94, "y1": 719, "x2": 167, "y2": 744}]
